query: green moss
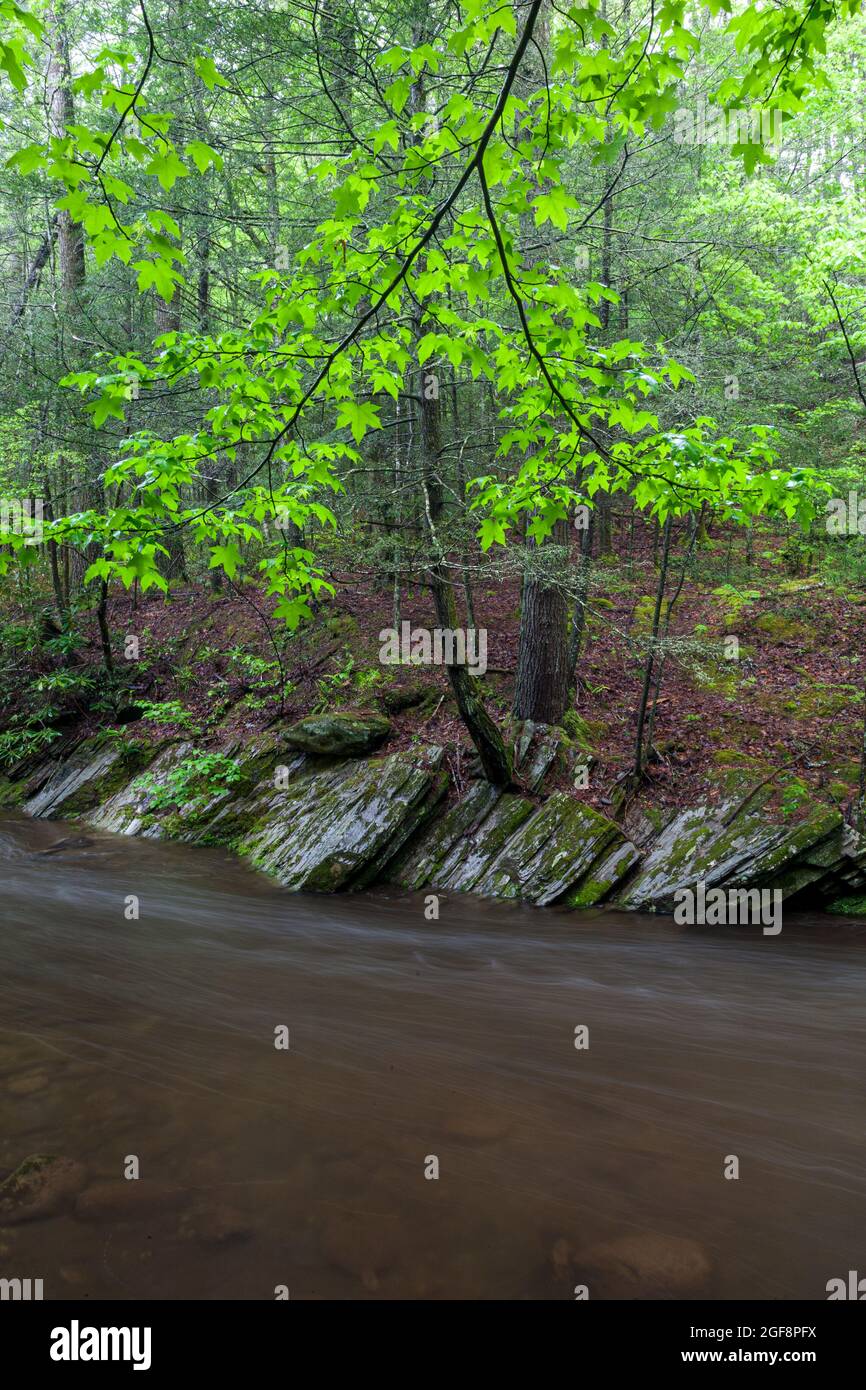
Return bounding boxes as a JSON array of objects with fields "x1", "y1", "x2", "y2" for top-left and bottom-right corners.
[
  {"x1": 708, "y1": 751, "x2": 775, "y2": 794},
  {"x1": 559, "y1": 710, "x2": 593, "y2": 747},
  {"x1": 709, "y1": 585, "x2": 762, "y2": 623},
  {"x1": 325, "y1": 614, "x2": 359, "y2": 638},
  {"x1": 826, "y1": 895, "x2": 866, "y2": 916},
  {"x1": 754, "y1": 612, "x2": 813, "y2": 646},
  {"x1": 632, "y1": 595, "x2": 671, "y2": 631},
  {"x1": 0, "y1": 776, "x2": 24, "y2": 806},
  {"x1": 691, "y1": 665, "x2": 741, "y2": 698},
  {"x1": 568, "y1": 876, "x2": 611, "y2": 907},
  {"x1": 60, "y1": 741, "x2": 151, "y2": 817}
]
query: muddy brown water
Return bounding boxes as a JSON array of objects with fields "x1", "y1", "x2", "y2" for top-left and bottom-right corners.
[{"x1": 1, "y1": 809, "x2": 864, "y2": 1300}]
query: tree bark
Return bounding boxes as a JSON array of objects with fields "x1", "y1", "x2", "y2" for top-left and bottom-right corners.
[
  {"x1": 47, "y1": 4, "x2": 84, "y2": 296},
  {"x1": 512, "y1": 0, "x2": 570, "y2": 725}
]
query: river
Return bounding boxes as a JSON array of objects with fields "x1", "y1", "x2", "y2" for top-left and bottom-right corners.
[{"x1": 1, "y1": 809, "x2": 864, "y2": 1299}]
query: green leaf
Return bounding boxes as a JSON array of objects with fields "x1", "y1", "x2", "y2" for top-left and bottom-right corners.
[
  {"x1": 336, "y1": 400, "x2": 382, "y2": 443},
  {"x1": 532, "y1": 185, "x2": 579, "y2": 232},
  {"x1": 184, "y1": 139, "x2": 223, "y2": 174},
  {"x1": 194, "y1": 55, "x2": 230, "y2": 91},
  {"x1": 146, "y1": 149, "x2": 190, "y2": 191}
]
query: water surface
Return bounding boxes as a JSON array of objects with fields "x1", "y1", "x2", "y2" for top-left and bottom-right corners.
[{"x1": 1, "y1": 810, "x2": 864, "y2": 1299}]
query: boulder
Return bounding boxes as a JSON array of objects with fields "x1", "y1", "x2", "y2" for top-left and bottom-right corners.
[{"x1": 283, "y1": 713, "x2": 391, "y2": 757}]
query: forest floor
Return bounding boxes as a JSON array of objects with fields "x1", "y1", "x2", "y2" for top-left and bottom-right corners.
[{"x1": 6, "y1": 516, "x2": 866, "y2": 823}]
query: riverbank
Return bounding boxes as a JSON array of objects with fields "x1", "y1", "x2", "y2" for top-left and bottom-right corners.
[{"x1": 5, "y1": 712, "x2": 866, "y2": 917}]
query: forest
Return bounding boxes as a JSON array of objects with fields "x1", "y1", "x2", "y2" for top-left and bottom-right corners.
[{"x1": 0, "y1": 0, "x2": 864, "y2": 828}]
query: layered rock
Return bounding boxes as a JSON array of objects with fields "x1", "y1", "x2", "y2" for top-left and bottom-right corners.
[
  {"x1": 23, "y1": 738, "x2": 151, "y2": 820},
  {"x1": 15, "y1": 725, "x2": 864, "y2": 918},
  {"x1": 615, "y1": 792, "x2": 845, "y2": 912},
  {"x1": 390, "y1": 785, "x2": 637, "y2": 906},
  {"x1": 234, "y1": 744, "x2": 448, "y2": 891}
]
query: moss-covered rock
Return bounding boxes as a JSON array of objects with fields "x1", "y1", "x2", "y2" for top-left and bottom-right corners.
[
  {"x1": 236, "y1": 745, "x2": 447, "y2": 891},
  {"x1": 0, "y1": 1154, "x2": 87, "y2": 1225},
  {"x1": 395, "y1": 779, "x2": 637, "y2": 907},
  {"x1": 380, "y1": 681, "x2": 435, "y2": 715},
  {"x1": 567, "y1": 839, "x2": 641, "y2": 908},
  {"x1": 85, "y1": 740, "x2": 192, "y2": 837},
  {"x1": 615, "y1": 778, "x2": 844, "y2": 913},
  {"x1": 475, "y1": 795, "x2": 626, "y2": 905},
  {"x1": 559, "y1": 710, "x2": 594, "y2": 748},
  {"x1": 23, "y1": 737, "x2": 152, "y2": 820},
  {"x1": 388, "y1": 779, "x2": 502, "y2": 890},
  {"x1": 283, "y1": 712, "x2": 391, "y2": 756},
  {"x1": 0, "y1": 776, "x2": 24, "y2": 807},
  {"x1": 436, "y1": 794, "x2": 536, "y2": 893},
  {"x1": 513, "y1": 720, "x2": 571, "y2": 791}
]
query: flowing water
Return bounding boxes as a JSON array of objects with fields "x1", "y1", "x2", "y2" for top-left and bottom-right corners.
[{"x1": 1, "y1": 809, "x2": 864, "y2": 1300}]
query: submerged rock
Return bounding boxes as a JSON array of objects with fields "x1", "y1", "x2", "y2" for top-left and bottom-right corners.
[
  {"x1": 0, "y1": 1154, "x2": 87, "y2": 1225},
  {"x1": 178, "y1": 1204, "x2": 252, "y2": 1246},
  {"x1": 283, "y1": 713, "x2": 391, "y2": 757},
  {"x1": 575, "y1": 1232, "x2": 712, "y2": 1298},
  {"x1": 552, "y1": 1231, "x2": 711, "y2": 1298},
  {"x1": 35, "y1": 835, "x2": 95, "y2": 856},
  {"x1": 6, "y1": 1070, "x2": 50, "y2": 1096}
]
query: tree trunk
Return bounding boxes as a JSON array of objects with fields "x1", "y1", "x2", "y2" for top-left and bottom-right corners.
[
  {"x1": 567, "y1": 512, "x2": 595, "y2": 685},
  {"x1": 633, "y1": 515, "x2": 672, "y2": 778},
  {"x1": 511, "y1": 0, "x2": 569, "y2": 725},
  {"x1": 96, "y1": 579, "x2": 114, "y2": 675},
  {"x1": 47, "y1": 5, "x2": 84, "y2": 296}
]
